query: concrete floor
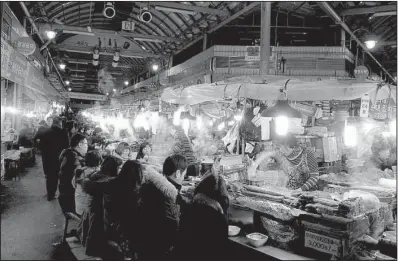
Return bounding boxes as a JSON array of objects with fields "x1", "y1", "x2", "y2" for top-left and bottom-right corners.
[{"x1": 1, "y1": 155, "x2": 72, "y2": 260}]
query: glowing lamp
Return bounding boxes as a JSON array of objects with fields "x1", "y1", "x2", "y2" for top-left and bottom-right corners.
[
  {"x1": 344, "y1": 123, "x2": 357, "y2": 147},
  {"x1": 275, "y1": 116, "x2": 289, "y2": 136},
  {"x1": 390, "y1": 119, "x2": 396, "y2": 136},
  {"x1": 173, "y1": 110, "x2": 181, "y2": 126},
  {"x1": 59, "y1": 63, "x2": 66, "y2": 70},
  {"x1": 182, "y1": 118, "x2": 190, "y2": 135},
  {"x1": 46, "y1": 30, "x2": 56, "y2": 39},
  {"x1": 364, "y1": 40, "x2": 377, "y2": 49},
  {"x1": 196, "y1": 116, "x2": 203, "y2": 129},
  {"x1": 217, "y1": 122, "x2": 225, "y2": 131},
  {"x1": 152, "y1": 64, "x2": 159, "y2": 71},
  {"x1": 234, "y1": 114, "x2": 243, "y2": 121}
]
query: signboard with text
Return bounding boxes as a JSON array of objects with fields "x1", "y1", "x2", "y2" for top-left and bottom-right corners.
[
  {"x1": 245, "y1": 46, "x2": 260, "y2": 61},
  {"x1": 304, "y1": 231, "x2": 340, "y2": 256},
  {"x1": 14, "y1": 37, "x2": 36, "y2": 56},
  {"x1": 1, "y1": 37, "x2": 28, "y2": 85},
  {"x1": 122, "y1": 21, "x2": 135, "y2": 31}
]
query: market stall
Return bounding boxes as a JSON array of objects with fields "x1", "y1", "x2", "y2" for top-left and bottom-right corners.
[{"x1": 161, "y1": 75, "x2": 397, "y2": 260}]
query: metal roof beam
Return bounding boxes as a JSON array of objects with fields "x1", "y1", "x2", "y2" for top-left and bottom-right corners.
[
  {"x1": 340, "y1": 4, "x2": 397, "y2": 16},
  {"x1": 174, "y1": 2, "x2": 260, "y2": 55},
  {"x1": 152, "y1": 2, "x2": 229, "y2": 16},
  {"x1": 54, "y1": 44, "x2": 162, "y2": 58},
  {"x1": 36, "y1": 23, "x2": 182, "y2": 43}
]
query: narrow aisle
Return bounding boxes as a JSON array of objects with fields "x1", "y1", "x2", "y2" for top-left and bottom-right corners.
[{"x1": 1, "y1": 155, "x2": 66, "y2": 260}]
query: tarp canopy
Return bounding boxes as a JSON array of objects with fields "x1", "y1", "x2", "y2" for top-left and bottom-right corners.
[{"x1": 161, "y1": 75, "x2": 392, "y2": 105}]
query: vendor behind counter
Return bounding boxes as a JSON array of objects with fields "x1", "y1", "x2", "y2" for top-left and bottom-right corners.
[{"x1": 255, "y1": 133, "x2": 319, "y2": 191}]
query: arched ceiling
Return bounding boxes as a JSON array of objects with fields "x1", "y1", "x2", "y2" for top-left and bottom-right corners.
[{"x1": 8, "y1": 1, "x2": 396, "y2": 98}]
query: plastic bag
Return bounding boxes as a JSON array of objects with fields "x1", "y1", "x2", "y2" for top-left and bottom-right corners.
[{"x1": 343, "y1": 190, "x2": 381, "y2": 213}]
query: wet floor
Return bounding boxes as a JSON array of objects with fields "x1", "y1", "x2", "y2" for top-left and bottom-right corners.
[{"x1": 1, "y1": 155, "x2": 73, "y2": 260}]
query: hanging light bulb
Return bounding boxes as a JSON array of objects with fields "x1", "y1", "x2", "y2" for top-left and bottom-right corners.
[
  {"x1": 390, "y1": 119, "x2": 396, "y2": 136},
  {"x1": 275, "y1": 116, "x2": 289, "y2": 136},
  {"x1": 217, "y1": 122, "x2": 225, "y2": 131},
  {"x1": 196, "y1": 115, "x2": 203, "y2": 129},
  {"x1": 46, "y1": 30, "x2": 56, "y2": 39},
  {"x1": 182, "y1": 118, "x2": 190, "y2": 135},
  {"x1": 209, "y1": 119, "x2": 214, "y2": 126},
  {"x1": 173, "y1": 110, "x2": 181, "y2": 126},
  {"x1": 344, "y1": 120, "x2": 357, "y2": 147},
  {"x1": 364, "y1": 40, "x2": 377, "y2": 49}
]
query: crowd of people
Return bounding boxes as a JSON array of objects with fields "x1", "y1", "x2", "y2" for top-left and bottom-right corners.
[{"x1": 32, "y1": 114, "x2": 230, "y2": 260}]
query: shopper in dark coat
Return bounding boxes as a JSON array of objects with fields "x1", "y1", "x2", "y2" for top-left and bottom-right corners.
[
  {"x1": 175, "y1": 171, "x2": 230, "y2": 260},
  {"x1": 34, "y1": 120, "x2": 48, "y2": 149},
  {"x1": 79, "y1": 156, "x2": 119, "y2": 258},
  {"x1": 40, "y1": 116, "x2": 70, "y2": 201},
  {"x1": 103, "y1": 160, "x2": 143, "y2": 258},
  {"x1": 136, "y1": 154, "x2": 188, "y2": 260},
  {"x1": 58, "y1": 133, "x2": 88, "y2": 213}
]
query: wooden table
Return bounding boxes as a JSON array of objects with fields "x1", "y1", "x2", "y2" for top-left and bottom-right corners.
[{"x1": 228, "y1": 236, "x2": 313, "y2": 260}]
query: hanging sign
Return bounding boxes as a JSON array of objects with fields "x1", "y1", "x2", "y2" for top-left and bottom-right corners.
[
  {"x1": 245, "y1": 46, "x2": 260, "y2": 61},
  {"x1": 369, "y1": 98, "x2": 396, "y2": 120},
  {"x1": 354, "y1": 65, "x2": 370, "y2": 80},
  {"x1": 1, "y1": 38, "x2": 28, "y2": 85},
  {"x1": 122, "y1": 21, "x2": 135, "y2": 31},
  {"x1": 68, "y1": 92, "x2": 107, "y2": 101},
  {"x1": 360, "y1": 94, "x2": 370, "y2": 118},
  {"x1": 14, "y1": 37, "x2": 36, "y2": 56}
]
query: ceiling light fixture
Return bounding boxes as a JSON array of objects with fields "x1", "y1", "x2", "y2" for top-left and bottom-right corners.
[
  {"x1": 68, "y1": 88, "x2": 72, "y2": 91},
  {"x1": 139, "y1": 7, "x2": 152, "y2": 23},
  {"x1": 152, "y1": 64, "x2": 159, "y2": 71},
  {"x1": 103, "y1": 2, "x2": 116, "y2": 19},
  {"x1": 46, "y1": 30, "x2": 56, "y2": 39},
  {"x1": 364, "y1": 39, "x2": 377, "y2": 49},
  {"x1": 124, "y1": 81, "x2": 129, "y2": 86},
  {"x1": 65, "y1": 80, "x2": 70, "y2": 85},
  {"x1": 59, "y1": 63, "x2": 66, "y2": 70}
]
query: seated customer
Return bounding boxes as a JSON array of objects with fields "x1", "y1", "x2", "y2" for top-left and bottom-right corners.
[
  {"x1": 175, "y1": 171, "x2": 229, "y2": 260},
  {"x1": 73, "y1": 150, "x2": 102, "y2": 216},
  {"x1": 136, "y1": 154, "x2": 188, "y2": 260},
  {"x1": 79, "y1": 156, "x2": 119, "y2": 257},
  {"x1": 136, "y1": 142, "x2": 151, "y2": 163}
]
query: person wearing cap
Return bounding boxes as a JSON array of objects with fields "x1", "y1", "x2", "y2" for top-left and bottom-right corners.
[{"x1": 40, "y1": 116, "x2": 70, "y2": 201}]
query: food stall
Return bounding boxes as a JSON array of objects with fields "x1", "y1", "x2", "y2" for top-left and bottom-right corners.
[{"x1": 161, "y1": 75, "x2": 397, "y2": 260}]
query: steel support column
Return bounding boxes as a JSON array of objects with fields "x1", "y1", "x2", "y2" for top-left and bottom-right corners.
[
  {"x1": 260, "y1": 2, "x2": 272, "y2": 76},
  {"x1": 203, "y1": 32, "x2": 208, "y2": 51}
]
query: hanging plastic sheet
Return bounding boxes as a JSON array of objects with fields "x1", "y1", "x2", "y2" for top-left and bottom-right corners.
[{"x1": 161, "y1": 76, "x2": 385, "y2": 105}]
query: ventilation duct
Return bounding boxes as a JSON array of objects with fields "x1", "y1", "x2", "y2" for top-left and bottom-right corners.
[
  {"x1": 139, "y1": 7, "x2": 152, "y2": 23},
  {"x1": 103, "y1": 2, "x2": 115, "y2": 19}
]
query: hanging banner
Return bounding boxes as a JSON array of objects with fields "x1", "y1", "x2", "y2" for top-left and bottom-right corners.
[
  {"x1": 360, "y1": 94, "x2": 370, "y2": 118},
  {"x1": 25, "y1": 63, "x2": 44, "y2": 92},
  {"x1": 68, "y1": 92, "x2": 107, "y2": 101},
  {"x1": 1, "y1": 38, "x2": 28, "y2": 85}
]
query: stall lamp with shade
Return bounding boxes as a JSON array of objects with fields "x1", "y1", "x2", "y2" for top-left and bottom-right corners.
[
  {"x1": 124, "y1": 81, "x2": 129, "y2": 86},
  {"x1": 59, "y1": 63, "x2": 66, "y2": 70},
  {"x1": 217, "y1": 122, "x2": 225, "y2": 131},
  {"x1": 261, "y1": 80, "x2": 301, "y2": 136},
  {"x1": 65, "y1": 80, "x2": 70, "y2": 85}
]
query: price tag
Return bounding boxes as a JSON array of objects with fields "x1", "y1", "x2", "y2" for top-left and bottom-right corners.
[
  {"x1": 360, "y1": 94, "x2": 370, "y2": 118},
  {"x1": 252, "y1": 114, "x2": 261, "y2": 127},
  {"x1": 304, "y1": 231, "x2": 340, "y2": 256}
]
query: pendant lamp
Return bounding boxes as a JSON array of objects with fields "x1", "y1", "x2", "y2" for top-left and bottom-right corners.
[{"x1": 260, "y1": 80, "x2": 301, "y2": 118}]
